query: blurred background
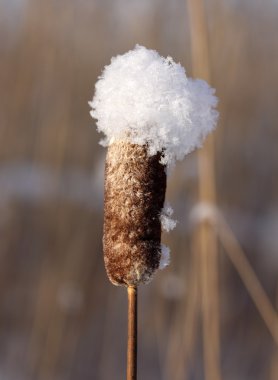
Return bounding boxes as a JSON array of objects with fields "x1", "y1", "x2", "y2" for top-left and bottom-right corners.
[{"x1": 0, "y1": 0, "x2": 278, "y2": 379}]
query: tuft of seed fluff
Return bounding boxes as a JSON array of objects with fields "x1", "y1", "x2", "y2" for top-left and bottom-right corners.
[{"x1": 103, "y1": 141, "x2": 166, "y2": 286}]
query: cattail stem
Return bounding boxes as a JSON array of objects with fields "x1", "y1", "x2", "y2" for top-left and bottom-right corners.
[{"x1": 127, "y1": 286, "x2": 137, "y2": 380}]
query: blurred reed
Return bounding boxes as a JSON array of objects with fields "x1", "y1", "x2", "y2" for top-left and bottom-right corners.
[{"x1": 187, "y1": 0, "x2": 221, "y2": 379}]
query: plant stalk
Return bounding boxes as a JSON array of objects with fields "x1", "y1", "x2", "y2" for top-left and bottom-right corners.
[
  {"x1": 187, "y1": 0, "x2": 221, "y2": 378},
  {"x1": 127, "y1": 286, "x2": 137, "y2": 380}
]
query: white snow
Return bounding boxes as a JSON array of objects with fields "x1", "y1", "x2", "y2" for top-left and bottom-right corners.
[
  {"x1": 89, "y1": 45, "x2": 218, "y2": 167},
  {"x1": 160, "y1": 203, "x2": 177, "y2": 232},
  {"x1": 159, "y1": 244, "x2": 170, "y2": 269}
]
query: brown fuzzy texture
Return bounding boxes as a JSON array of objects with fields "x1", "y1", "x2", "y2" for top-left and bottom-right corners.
[{"x1": 103, "y1": 141, "x2": 166, "y2": 286}]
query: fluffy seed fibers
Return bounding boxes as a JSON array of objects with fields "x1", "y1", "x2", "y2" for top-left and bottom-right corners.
[{"x1": 103, "y1": 141, "x2": 166, "y2": 286}]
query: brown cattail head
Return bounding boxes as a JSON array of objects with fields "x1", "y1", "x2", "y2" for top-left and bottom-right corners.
[{"x1": 103, "y1": 141, "x2": 166, "y2": 286}]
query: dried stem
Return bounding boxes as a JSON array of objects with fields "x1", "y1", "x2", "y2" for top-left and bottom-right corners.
[
  {"x1": 127, "y1": 286, "x2": 137, "y2": 380},
  {"x1": 187, "y1": 0, "x2": 221, "y2": 379},
  {"x1": 216, "y1": 217, "x2": 278, "y2": 346}
]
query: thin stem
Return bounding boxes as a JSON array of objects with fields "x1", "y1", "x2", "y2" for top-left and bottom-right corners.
[
  {"x1": 216, "y1": 216, "x2": 278, "y2": 346},
  {"x1": 186, "y1": 0, "x2": 221, "y2": 378},
  {"x1": 127, "y1": 286, "x2": 137, "y2": 380}
]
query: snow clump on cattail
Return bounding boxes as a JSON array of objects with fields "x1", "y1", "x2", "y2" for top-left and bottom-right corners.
[{"x1": 89, "y1": 45, "x2": 218, "y2": 286}]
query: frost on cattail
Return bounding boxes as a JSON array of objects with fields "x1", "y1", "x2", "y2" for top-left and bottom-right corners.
[
  {"x1": 89, "y1": 45, "x2": 218, "y2": 286},
  {"x1": 160, "y1": 203, "x2": 177, "y2": 232}
]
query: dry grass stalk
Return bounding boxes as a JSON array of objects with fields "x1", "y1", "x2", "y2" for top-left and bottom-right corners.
[
  {"x1": 127, "y1": 286, "x2": 138, "y2": 380},
  {"x1": 216, "y1": 216, "x2": 278, "y2": 346},
  {"x1": 186, "y1": 0, "x2": 221, "y2": 379}
]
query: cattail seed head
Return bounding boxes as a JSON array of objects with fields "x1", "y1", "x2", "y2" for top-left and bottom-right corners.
[
  {"x1": 89, "y1": 45, "x2": 219, "y2": 286},
  {"x1": 104, "y1": 141, "x2": 166, "y2": 286}
]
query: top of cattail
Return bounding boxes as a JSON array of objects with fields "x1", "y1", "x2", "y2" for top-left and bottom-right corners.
[{"x1": 89, "y1": 45, "x2": 218, "y2": 167}]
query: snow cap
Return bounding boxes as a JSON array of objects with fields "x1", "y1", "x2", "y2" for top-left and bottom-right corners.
[{"x1": 89, "y1": 45, "x2": 218, "y2": 167}]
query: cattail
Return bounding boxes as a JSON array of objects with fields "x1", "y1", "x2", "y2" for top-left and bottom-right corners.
[
  {"x1": 89, "y1": 45, "x2": 218, "y2": 379},
  {"x1": 104, "y1": 141, "x2": 166, "y2": 286}
]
